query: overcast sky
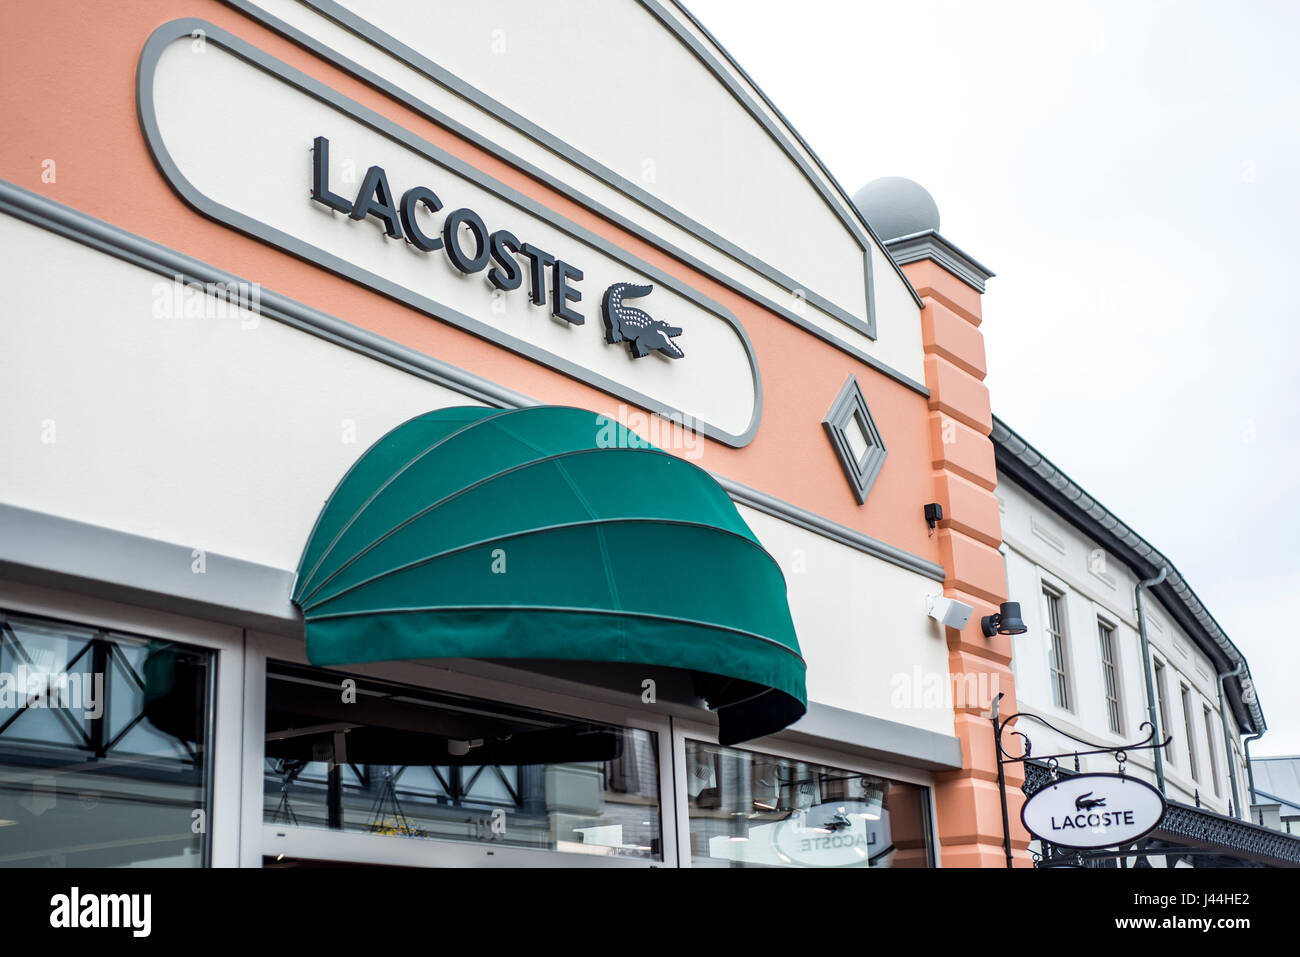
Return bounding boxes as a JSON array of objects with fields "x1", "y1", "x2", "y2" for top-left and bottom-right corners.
[{"x1": 688, "y1": 0, "x2": 1300, "y2": 755}]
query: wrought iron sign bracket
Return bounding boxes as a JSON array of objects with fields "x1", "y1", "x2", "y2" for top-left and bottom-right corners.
[{"x1": 990, "y1": 692, "x2": 1172, "y2": 868}]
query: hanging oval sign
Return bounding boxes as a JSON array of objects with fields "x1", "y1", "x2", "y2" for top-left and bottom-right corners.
[{"x1": 1021, "y1": 773, "x2": 1166, "y2": 850}]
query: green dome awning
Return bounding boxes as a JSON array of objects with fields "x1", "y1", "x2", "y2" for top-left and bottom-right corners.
[{"x1": 291, "y1": 406, "x2": 805, "y2": 745}]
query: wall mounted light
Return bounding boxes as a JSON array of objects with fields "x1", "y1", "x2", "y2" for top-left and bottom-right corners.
[
  {"x1": 981, "y1": 601, "x2": 1028, "y2": 638},
  {"x1": 924, "y1": 503, "x2": 943, "y2": 534}
]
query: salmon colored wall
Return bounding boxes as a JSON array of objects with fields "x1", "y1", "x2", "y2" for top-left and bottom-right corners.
[
  {"x1": 908, "y1": 261, "x2": 1031, "y2": 867},
  {"x1": 1, "y1": 0, "x2": 942, "y2": 571}
]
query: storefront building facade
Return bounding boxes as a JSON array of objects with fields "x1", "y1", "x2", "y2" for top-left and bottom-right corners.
[
  {"x1": 0, "y1": 1, "x2": 1019, "y2": 867},
  {"x1": 992, "y1": 420, "x2": 1300, "y2": 867}
]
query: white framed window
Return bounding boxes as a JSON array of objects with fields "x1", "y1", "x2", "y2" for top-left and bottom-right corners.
[
  {"x1": 1153, "y1": 658, "x2": 1174, "y2": 767},
  {"x1": 1042, "y1": 586, "x2": 1071, "y2": 711},
  {"x1": 669, "y1": 716, "x2": 937, "y2": 869},
  {"x1": 1180, "y1": 683, "x2": 1199, "y2": 783},
  {"x1": 1203, "y1": 705, "x2": 1221, "y2": 797},
  {"x1": 0, "y1": 579, "x2": 245, "y2": 867},
  {"x1": 249, "y1": 635, "x2": 676, "y2": 869},
  {"x1": 1097, "y1": 618, "x2": 1123, "y2": 734},
  {"x1": 260, "y1": 657, "x2": 666, "y2": 864}
]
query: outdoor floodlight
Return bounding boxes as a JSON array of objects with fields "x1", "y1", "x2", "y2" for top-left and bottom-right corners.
[{"x1": 981, "y1": 601, "x2": 1028, "y2": 638}]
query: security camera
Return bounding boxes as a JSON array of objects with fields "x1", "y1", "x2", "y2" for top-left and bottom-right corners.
[{"x1": 926, "y1": 595, "x2": 973, "y2": 630}]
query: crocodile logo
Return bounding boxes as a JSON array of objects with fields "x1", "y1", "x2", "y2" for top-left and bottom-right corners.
[
  {"x1": 601, "y1": 282, "x2": 684, "y2": 359},
  {"x1": 1075, "y1": 792, "x2": 1106, "y2": 811}
]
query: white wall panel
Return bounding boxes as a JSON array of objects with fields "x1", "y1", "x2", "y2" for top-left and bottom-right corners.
[
  {"x1": 0, "y1": 215, "x2": 474, "y2": 571},
  {"x1": 739, "y1": 507, "x2": 955, "y2": 735}
]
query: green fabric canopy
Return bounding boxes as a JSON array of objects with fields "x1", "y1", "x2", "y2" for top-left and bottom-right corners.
[{"x1": 291, "y1": 405, "x2": 805, "y2": 744}]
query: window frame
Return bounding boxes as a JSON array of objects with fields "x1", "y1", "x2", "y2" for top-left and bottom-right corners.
[
  {"x1": 1153, "y1": 657, "x2": 1174, "y2": 767},
  {"x1": 247, "y1": 628, "x2": 677, "y2": 868},
  {"x1": 668, "y1": 714, "x2": 938, "y2": 868},
  {"x1": 0, "y1": 579, "x2": 244, "y2": 866},
  {"x1": 1096, "y1": 617, "x2": 1123, "y2": 735},
  {"x1": 1180, "y1": 682, "x2": 1199, "y2": 783},
  {"x1": 1202, "y1": 704, "x2": 1221, "y2": 797},
  {"x1": 1041, "y1": 584, "x2": 1072, "y2": 712}
]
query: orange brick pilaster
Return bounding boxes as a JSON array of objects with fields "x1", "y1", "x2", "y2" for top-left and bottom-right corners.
[{"x1": 902, "y1": 253, "x2": 1030, "y2": 867}]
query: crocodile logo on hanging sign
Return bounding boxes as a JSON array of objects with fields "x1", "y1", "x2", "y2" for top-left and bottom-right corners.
[{"x1": 601, "y1": 283, "x2": 685, "y2": 359}]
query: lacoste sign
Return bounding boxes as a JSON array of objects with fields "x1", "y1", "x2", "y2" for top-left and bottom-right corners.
[
  {"x1": 1020, "y1": 773, "x2": 1166, "y2": 849},
  {"x1": 138, "y1": 21, "x2": 763, "y2": 446},
  {"x1": 313, "y1": 137, "x2": 684, "y2": 360}
]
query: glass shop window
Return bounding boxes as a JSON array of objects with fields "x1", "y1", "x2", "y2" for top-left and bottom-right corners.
[
  {"x1": 684, "y1": 739, "x2": 933, "y2": 868},
  {"x1": 0, "y1": 610, "x2": 213, "y2": 867},
  {"x1": 263, "y1": 661, "x2": 662, "y2": 861}
]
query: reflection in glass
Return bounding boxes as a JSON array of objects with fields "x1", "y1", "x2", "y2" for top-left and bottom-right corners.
[
  {"x1": 0, "y1": 611, "x2": 212, "y2": 867},
  {"x1": 685, "y1": 740, "x2": 933, "y2": 867},
  {"x1": 263, "y1": 662, "x2": 661, "y2": 860}
]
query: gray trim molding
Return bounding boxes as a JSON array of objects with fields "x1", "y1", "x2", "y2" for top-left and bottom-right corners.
[
  {"x1": 822, "y1": 375, "x2": 888, "y2": 506},
  {"x1": 0, "y1": 504, "x2": 300, "y2": 637},
  {"x1": 0, "y1": 178, "x2": 945, "y2": 590},
  {"x1": 718, "y1": 478, "x2": 946, "y2": 583},
  {"x1": 787, "y1": 701, "x2": 964, "y2": 771},
  {"x1": 886, "y1": 230, "x2": 996, "y2": 294},
  {"x1": 991, "y1": 415, "x2": 1265, "y2": 735},
  {"x1": 0, "y1": 178, "x2": 531, "y2": 412},
  {"x1": 218, "y1": 0, "x2": 939, "y2": 394},
  {"x1": 137, "y1": 19, "x2": 762, "y2": 448}
]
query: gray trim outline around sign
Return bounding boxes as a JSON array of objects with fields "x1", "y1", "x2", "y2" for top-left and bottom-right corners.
[
  {"x1": 218, "y1": 0, "x2": 930, "y2": 397},
  {"x1": 263, "y1": 0, "x2": 901, "y2": 337},
  {"x1": 137, "y1": 19, "x2": 762, "y2": 448},
  {"x1": 0, "y1": 178, "x2": 946, "y2": 588}
]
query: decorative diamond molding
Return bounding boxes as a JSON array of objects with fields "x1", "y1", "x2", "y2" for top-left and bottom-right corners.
[{"x1": 823, "y1": 376, "x2": 887, "y2": 505}]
